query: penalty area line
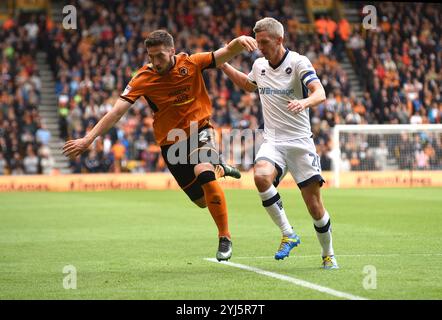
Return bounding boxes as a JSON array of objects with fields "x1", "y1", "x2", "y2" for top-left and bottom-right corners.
[{"x1": 204, "y1": 258, "x2": 368, "y2": 300}]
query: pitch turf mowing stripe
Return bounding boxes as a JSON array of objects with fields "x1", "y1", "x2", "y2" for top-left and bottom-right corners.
[
  {"x1": 229, "y1": 253, "x2": 442, "y2": 259},
  {"x1": 204, "y1": 258, "x2": 368, "y2": 300}
]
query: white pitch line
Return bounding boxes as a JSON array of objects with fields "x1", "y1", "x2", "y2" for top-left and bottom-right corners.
[
  {"x1": 204, "y1": 258, "x2": 368, "y2": 300},
  {"x1": 229, "y1": 253, "x2": 442, "y2": 260}
]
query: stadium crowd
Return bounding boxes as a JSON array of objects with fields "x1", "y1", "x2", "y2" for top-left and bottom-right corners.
[
  {"x1": 0, "y1": 0, "x2": 441, "y2": 175},
  {"x1": 0, "y1": 14, "x2": 55, "y2": 175},
  {"x1": 340, "y1": 2, "x2": 442, "y2": 170}
]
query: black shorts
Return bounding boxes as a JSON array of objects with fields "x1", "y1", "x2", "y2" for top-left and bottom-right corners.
[{"x1": 161, "y1": 126, "x2": 221, "y2": 201}]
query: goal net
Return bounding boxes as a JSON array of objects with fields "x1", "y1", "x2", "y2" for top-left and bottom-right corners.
[{"x1": 331, "y1": 124, "x2": 442, "y2": 188}]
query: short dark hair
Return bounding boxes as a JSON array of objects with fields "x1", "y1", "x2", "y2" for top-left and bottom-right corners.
[{"x1": 144, "y1": 30, "x2": 174, "y2": 48}]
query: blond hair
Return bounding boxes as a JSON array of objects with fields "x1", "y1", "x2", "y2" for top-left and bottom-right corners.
[{"x1": 253, "y1": 17, "x2": 284, "y2": 38}]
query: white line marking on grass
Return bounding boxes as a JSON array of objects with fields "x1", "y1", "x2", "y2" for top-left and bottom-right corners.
[
  {"x1": 230, "y1": 253, "x2": 442, "y2": 260},
  {"x1": 204, "y1": 258, "x2": 368, "y2": 300}
]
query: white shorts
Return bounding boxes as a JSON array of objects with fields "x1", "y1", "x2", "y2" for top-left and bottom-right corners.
[{"x1": 255, "y1": 136, "x2": 325, "y2": 188}]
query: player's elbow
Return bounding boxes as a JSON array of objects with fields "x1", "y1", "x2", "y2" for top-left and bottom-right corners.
[
  {"x1": 309, "y1": 83, "x2": 326, "y2": 105},
  {"x1": 243, "y1": 81, "x2": 257, "y2": 93},
  {"x1": 244, "y1": 87, "x2": 256, "y2": 93},
  {"x1": 316, "y1": 88, "x2": 326, "y2": 104}
]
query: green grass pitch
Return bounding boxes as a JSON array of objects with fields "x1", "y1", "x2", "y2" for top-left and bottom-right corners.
[{"x1": 1, "y1": 187, "x2": 441, "y2": 300}]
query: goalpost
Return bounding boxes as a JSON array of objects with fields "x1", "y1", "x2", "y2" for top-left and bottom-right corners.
[{"x1": 331, "y1": 124, "x2": 442, "y2": 188}]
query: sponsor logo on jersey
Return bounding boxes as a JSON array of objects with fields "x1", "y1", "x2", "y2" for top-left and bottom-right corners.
[
  {"x1": 285, "y1": 67, "x2": 292, "y2": 74},
  {"x1": 258, "y1": 87, "x2": 295, "y2": 95}
]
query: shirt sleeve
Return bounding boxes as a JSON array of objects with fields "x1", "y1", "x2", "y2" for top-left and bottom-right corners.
[
  {"x1": 247, "y1": 62, "x2": 257, "y2": 84},
  {"x1": 189, "y1": 52, "x2": 216, "y2": 70},
  {"x1": 296, "y1": 55, "x2": 320, "y2": 87},
  {"x1": 119, "y1": 71, "x2": 146, "y2": 104}
]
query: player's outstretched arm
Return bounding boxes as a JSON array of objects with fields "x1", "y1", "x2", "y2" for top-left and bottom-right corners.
[
  {"x1": 62, "y1": 98, "x2": 132, "y2": 158},
  {"x1": 219, "y1": 62, "x2": 257, "y2": 92},
  {"x1": 213, "y1": 35, "x2": 257, "y2": 67}
]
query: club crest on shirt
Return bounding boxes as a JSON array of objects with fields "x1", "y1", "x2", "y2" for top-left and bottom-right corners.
[
  {"x1": 179, "y1": 67, "x2": 188, "y2": 76},
  {"x1": 122, "y1": 85, "x2": 132, "y2": 96},
  {"x1": 285, "y1": 67, "x2": 292, "y2": 74},
  {"x1": 261, "y1": 69, "x2": 266, "y2": 76}
]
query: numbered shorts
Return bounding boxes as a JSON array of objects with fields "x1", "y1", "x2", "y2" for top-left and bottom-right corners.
[
  {"x1": 255, "y1": 136, "x2": 325, "y2": 188},
  {"x1": 160, "y1": 126, "x2": 221, "y2": 201}
]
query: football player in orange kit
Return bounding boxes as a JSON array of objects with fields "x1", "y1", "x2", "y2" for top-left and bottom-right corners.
[{"x1": 63, "y1": 30, "x2": 257, "y2": 261}]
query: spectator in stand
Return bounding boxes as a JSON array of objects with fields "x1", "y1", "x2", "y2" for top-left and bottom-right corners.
[
  {"x1": 350, "y1": 152, "x2": 360, "y2": 171},
  {"x1": 10, "y1": 152, "x2": 24, "y2": 175},
  {"x1": 84, "y1": 150, "x2": 101, "y2": 173},
  {"x1": 415, "y1": 148, "x2": 429, "y2": 170},
  {"x1": 340, "y1": 153, "x2": 351, "y2": 172},
  {"x1": 315, "y1": 15, "x2": 327, "y2": 38},
  {"x1": 111, "y1": 139, "x2": 126, "y2": 173},
  {"x1": 23, "y1": 145, "x2": 40, "y2": 174},
  {"x1": 36, "y1": 122, "x2": 51, "y2": 145},
  {"x1": 0, "y1": 153, "x2": 7, "y2": 175},
  {"x1": 39, "y1": 146, "x2": 54, "y2": 175},
  {"x1": 338, "y1": 18, "x2": 351, "y2": 42},
  {"x1": 0, "y1": 12, "x2": 56, "y2": 176},
  {"x1": 325, "y1": 16, "x2": 337, "y2": 41}
]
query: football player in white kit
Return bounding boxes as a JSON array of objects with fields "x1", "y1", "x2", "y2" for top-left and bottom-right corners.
[{"x1": 219, "y1": 17, "x2": 338, "y2": 269}]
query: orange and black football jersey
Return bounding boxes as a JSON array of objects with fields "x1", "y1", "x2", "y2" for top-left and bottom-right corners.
[{"x1": 120, "y1": 52, "x2": 216, "y2": 146}]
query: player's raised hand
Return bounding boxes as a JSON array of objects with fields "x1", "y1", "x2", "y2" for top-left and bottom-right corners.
[
  {"x1": 62, "y1": 138, "x2": 90, "y2": 159},
  {"x1": 214, "y1": 36, "x2": 257, "y2": 67},
  {"x1": 287, "y1": 99, "x2": 308, "y2": 114},
  {"x1": 237, "y1": 36, "x2": 258, "y2": 52}
]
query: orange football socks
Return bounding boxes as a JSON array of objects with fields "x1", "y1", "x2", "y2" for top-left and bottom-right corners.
[{"x1": 197, "y1": 171, "x2": 230, "y2": 239}]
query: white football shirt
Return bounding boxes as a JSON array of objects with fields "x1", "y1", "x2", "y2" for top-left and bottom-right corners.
[{"x1": 248, "y1": 49, "x2": 321, "y2": 141}]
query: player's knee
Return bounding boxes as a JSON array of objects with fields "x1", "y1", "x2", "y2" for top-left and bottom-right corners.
[
  {"x1": 194, "y1": 163, "x2": 214, "y2": 177},
  {"x1": 254, "y1": 174, "x2": 273, "y2": 192},
  {"x1": 196, "y1": 202, "x2": 207, "y2": 208},
  {"x1": 193, "y1": 197, "x2": 207, "y2": 208}
]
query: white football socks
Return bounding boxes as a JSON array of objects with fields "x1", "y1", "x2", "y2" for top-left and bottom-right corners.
[
  {"x1": 259, "y1": 185, "x2": 293, "y2": 236},
  {"x1": 313, "y1": 210, "x2": 334, "y2": 257}
]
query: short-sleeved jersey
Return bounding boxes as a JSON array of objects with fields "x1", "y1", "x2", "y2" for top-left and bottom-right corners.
[
  {"x1": 120, "y1": 52, "x2": 216, "y2": 146},
  {"x1": 247, "y1": 49, "x2": 321, "y2": 141}
]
